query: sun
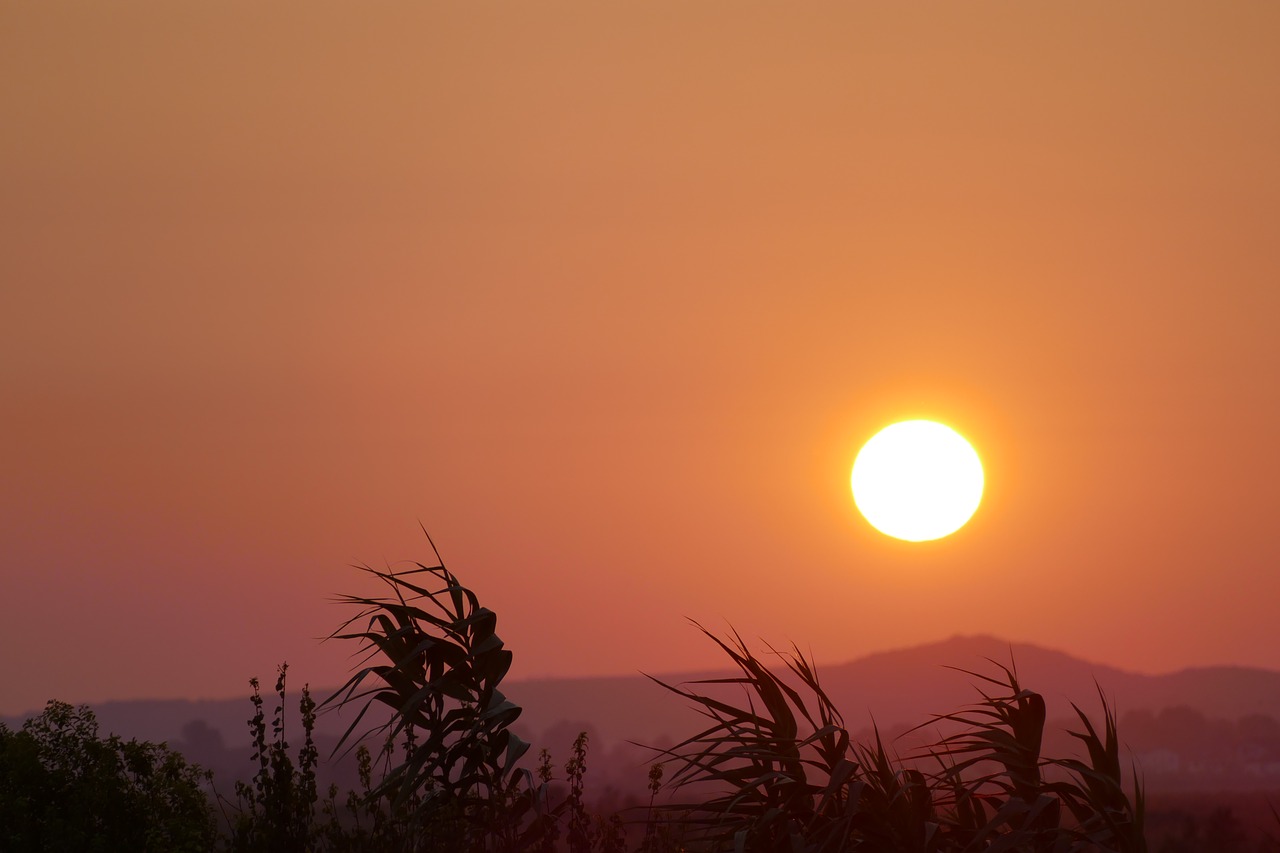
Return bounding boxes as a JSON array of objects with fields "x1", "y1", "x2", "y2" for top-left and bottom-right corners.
[{"x1": 850, "y1": 420, "x2": 984, "y2": 542}]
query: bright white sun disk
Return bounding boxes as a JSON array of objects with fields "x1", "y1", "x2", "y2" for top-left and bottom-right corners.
[{"x1": 850, "y1": 420, "x2": 984, "y2": 542}]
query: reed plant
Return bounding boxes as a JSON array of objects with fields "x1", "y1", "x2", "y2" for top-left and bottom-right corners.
[
  {"x1": 644, "y1": 624, "x2": 1146, "y2": 852},
  {"x1": 321, "y1": 543, "x2": 556, "y2": 851}
]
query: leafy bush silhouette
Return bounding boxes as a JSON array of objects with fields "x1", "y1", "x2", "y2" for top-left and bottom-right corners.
[{"x1": 0, "y1": 701, "x2": 216, "y2": 852}]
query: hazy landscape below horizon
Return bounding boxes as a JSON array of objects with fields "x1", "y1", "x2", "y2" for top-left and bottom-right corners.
[
  {"x1": 6, "y1": 633, "x2": 1279, "y2": 853},
  {"x1": 5, "y1": 630, "x2": 1270, "y2": 720},
  {"x1": 10, "y1": 634, "x2": 1280, "y2": 772}
]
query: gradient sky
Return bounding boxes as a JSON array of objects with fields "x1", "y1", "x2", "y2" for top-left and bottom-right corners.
[{"x1": 4, "y1": 1, "x2": 1280, "y2": 716}]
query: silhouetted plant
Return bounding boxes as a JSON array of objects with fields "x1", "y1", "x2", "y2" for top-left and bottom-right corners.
[
  {"x1": 530, "y1": 748, "x2": 563, "y2": 853},
  {"x1": 918, "y1": 662, "x2": 1145, "y2": 852},
  {"x1": 322, "y1": 544, "x2": 557, "y2": 851},
  {"x1": 645, "y1": 623, "x2": 1148, "y2": 853},
  {"x1": 566, "y1": 731, "x2": 593, "y2": 853},
  {"x1": 228, "y1": 665, "x2": 321, "y2": 851},
  {"x1": 639, "y1": 761, "x2": 681, "y2": 853},
  {"x1": 644, "y1": 623, "x2": 869, "y2": 851},
  {"x1": 0, "y1": 701, "x2": 216, "y2": 852}
]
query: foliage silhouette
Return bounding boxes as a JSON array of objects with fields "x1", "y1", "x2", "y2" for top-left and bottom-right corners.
[
  {"x1": 0, "y1": 701, "x2": 216, "y2": 852},
  {"x1": 2, "y1": 542, "x2": 1169, "y2": 852}
]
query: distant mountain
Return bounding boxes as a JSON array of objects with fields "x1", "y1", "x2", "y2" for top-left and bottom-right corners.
[
  {"x1": 6, "y1": 635, "x2": 1280, "y2": 756},
  {"x1": 509, "y1": 635, "x2": 1280, "y2": 749},
  {"x1": 797, "y1": 634, "x2": 1280, "y2": 726}
]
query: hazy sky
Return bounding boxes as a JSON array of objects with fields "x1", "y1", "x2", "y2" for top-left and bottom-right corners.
[{"x1": 4, "y1": 1, "x2": 1280, "y2": 715}]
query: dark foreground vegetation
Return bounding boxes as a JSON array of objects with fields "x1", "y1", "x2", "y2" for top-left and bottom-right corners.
[{"x1": 2, "y1": 548, "x2": 1276, "y2": 851}]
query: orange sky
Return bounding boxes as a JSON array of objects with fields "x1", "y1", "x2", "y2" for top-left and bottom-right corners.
[{"x1": 3, "y1": 1, "x2": 1280, "y2": 716}]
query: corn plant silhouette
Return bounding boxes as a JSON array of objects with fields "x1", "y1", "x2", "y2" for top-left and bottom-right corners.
[{"x1": 321, "y1": 543, "x2": 552, "y2": 852}]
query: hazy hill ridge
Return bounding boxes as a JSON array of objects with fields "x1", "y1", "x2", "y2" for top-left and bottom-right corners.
[{"x1": 6, "y1": 635, "x2": 1280, "y2": 752}]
